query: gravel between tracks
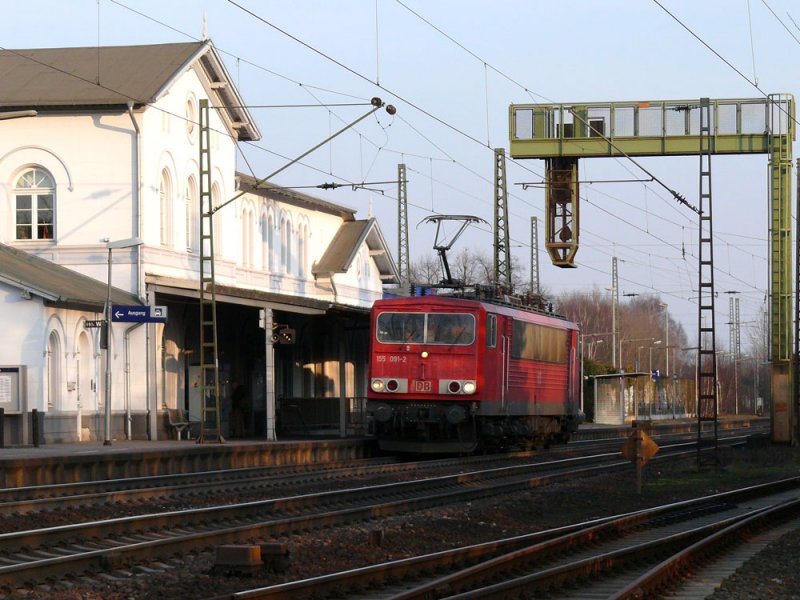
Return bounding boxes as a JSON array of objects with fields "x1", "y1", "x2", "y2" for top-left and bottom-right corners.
[{"x1": 4, "y1": 442, "x2": 800, "y2": 599}]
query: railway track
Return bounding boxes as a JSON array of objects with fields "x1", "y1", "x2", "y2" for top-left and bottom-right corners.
[
  {"x1": 0, "y1": 447, "x2": 608, "y2": 519},
  {"x1": 216, "y1": 477, "x2": 800, "y2": 599},
  {"x1": 0, "y1": 427, "x2": 761, "y2": 519},
  {"x1": 0, "y1": 433, "x2": 746, "y2": 590}
]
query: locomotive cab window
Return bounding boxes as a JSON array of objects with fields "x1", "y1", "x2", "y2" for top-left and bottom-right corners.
[
  {"x1": 376, "y1": 312, "x2": 475, "y2": 345},
  {"x1": 426, "y1": 313, "x2": 474, "y2": 345},
  {"x1": 376, "y1": 312, "x2": 424, "y2": 343},
  {"x1": 486, "y1": 314, "x2": 497, "y2": 348}
]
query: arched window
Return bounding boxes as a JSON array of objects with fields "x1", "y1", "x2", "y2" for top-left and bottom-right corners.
[
  {"x1": 77, "y1": 331, "x2": 92, "y2": 411},
  {"x1": 281, "y1": 218, "x2": 295, "y2": 273},
  {"x1": 159, "y1": 168, "x2": 173, "y2": 247},
  {"x1": 15, "y1": 167, "x2": 55, "y2": 240},
  {"x1": 280, "y1": 218, "x2": 287, "y2": 272},
  {"x1": 268, "y1": 214, "x2": 274, "y2": 271},
  {"x1": 285, "y1": 220, "x2": 293, "y2": 273},
  {"x1": 185, "y1": 96, "x2": 197, "y2": 141},
  {"x1": 260, "y1": 212, "x2": 268, "y2": 271},
  {"x1": 47, "y1": 330, "x2": 62, "y2": 410},
  {"x1": 185, "y1": 176, "x2": 197, "y2": 252},
  {"x1": 298, "y1": 223, "x2": 307, "y2": 278},
  {"x1": 241, "y1": 207, "x2": 253, "y2": 268}
]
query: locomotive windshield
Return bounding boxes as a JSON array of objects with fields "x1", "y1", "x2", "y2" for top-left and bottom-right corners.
[{"x1": 376, "y1": 312, "x2": 475, "y2": 345}]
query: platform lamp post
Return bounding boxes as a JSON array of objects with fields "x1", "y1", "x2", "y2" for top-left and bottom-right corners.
[
  {"x1": 621, "y1": 337, "x2": 660, "y2": 372},
  {"x1": 579, "y1": 333, "x2": 611, "y2": 414},
  {"x1": 103, "y1": 237, "x2": 144, "y2": 446},
  {"x1": 648, "y1": 340, "x2": 663, "y2": 374}
]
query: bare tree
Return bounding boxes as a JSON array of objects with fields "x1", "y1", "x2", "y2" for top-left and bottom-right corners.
[
  {"x1": 555, "y1": 291, "x2": 687, "y2": 375},
  {"x1": 409, "y1": 254, "x2": 441, "y2": 286}
]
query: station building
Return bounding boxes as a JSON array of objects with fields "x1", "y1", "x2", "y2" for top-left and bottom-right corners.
[{"x1": 0, "y1": 40, "x2": 398, "y2": 444}]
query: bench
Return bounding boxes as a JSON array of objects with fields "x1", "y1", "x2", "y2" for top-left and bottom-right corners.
[{"x1": 167, "y1": 408, "x2": 191, "y2": 440}]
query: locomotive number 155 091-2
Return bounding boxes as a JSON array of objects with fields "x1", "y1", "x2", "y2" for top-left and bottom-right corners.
[{"x1": 376, "y1": 355, "x2": 407, "y2": 363}]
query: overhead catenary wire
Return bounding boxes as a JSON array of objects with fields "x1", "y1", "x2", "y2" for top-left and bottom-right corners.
[
  {"x1": 107, "y1": 0, "x2": 700, "y2": 282},
  {"x1": 393, "y1": 0, "x2": 697, "y2": 213},
  {"x1": 14, "y1": 1, "x2": 773, "y2": 332}
]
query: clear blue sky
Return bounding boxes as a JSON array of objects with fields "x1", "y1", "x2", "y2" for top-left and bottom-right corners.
[{"x1": 3, "y1": 0, "x2": 799, "y2": 349}]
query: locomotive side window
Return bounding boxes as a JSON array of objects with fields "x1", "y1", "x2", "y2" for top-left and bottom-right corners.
[
  {"x1": 511, "y1": 320, "x2": 567, "y2": 363},
  {"x1": 376, "y1": 312, "x2": 424, "y2": 343},
  {"x1": 486, "y1": 314, "x2": 497, "y2": 347}
]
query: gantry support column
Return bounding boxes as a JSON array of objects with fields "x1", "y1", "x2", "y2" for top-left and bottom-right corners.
[
  {"x1": 494, "y1": 148, "x2": 511, "y2": 289},
  {"x1": 696, "y1": 98, "x2": 719, "y2": 464},
  {"x1": 769, "y1": 94, "x2": 794, "y2": 443}
]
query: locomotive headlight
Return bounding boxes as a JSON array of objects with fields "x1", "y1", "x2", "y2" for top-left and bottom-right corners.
[
  {"x1": 420, "y1": 351, "x2": 429, "y2": 359},
  {"x1": 371, "y1": 379, "x2": 385, "y2": 392},
  {"x1": 463, "y1": 381, "x2": 476, "y2": 394}
]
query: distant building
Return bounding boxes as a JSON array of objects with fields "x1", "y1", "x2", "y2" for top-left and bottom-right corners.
[{"x1": 0, "y1": 40, "x2": 398, "y2": 443}]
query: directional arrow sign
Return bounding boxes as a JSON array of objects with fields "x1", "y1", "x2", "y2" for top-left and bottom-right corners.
[{"x1": 111, "y1": 305, "x2": 168, "y2": 323}]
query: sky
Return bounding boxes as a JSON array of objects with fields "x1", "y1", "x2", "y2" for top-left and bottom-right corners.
[{"x1": 2, "y1": 0, "x2": 799, "y2": 351}]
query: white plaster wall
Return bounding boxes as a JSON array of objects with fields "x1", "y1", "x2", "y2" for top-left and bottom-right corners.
[
  {"x1": 0, "y1": 282, "x2": 45, "y2": 412},
  {"x1": 0, "y1": 112, "x2": 135, "y2": 244},
  {"x1": 139, "y1": 66, "x2": 238, "y2": 283},
  {"x1": 0, "y1": 280, "x2": 149, "y2": 416},
  {"x1": 230, "y1": 191, "x2": 388, "y2": 308}
]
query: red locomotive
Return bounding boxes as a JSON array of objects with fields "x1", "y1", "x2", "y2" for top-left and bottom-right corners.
[{"x1": 367, "y1": 291, "x2": 582, "y2": 453}]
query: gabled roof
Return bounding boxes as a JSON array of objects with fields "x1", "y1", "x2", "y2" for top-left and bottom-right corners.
[
  {"x1": 0, "y1": 244, "x2": 142, "y2": 312},
  {"x1": 313, "y1": 218, "x2": 400, "y2": 284},
  {"x1": 0, "y1": 40, "x2": 259, "y2": 141}
]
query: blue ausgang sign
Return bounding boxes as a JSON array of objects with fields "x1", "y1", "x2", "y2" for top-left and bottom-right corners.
[{"x1": 111, "y1": 305, "x2": 168, "y2": 323}]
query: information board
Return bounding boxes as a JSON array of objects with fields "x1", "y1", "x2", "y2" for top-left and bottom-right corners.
[{"x1": 0, "y1": 366, "x2": 24, "y2": 413}]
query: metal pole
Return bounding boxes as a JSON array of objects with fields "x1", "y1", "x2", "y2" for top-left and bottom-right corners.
[
  {"x1": 104, "y1": 246, "x2": 112, "y2": 446},
  {"x1": 611, "y1": 258, "x2": 618, "y2": 368},
  {"x1": 663, "y1": 304, "x2": 670, "y2": 377},
  {"x1": 579, "y1": 334, "x2": 584, "y2": 413}
]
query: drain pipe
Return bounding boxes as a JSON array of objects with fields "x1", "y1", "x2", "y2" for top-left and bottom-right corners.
[
  {"x1": 126, "y1": 102, "x2": 153, "y2": 439},
  {"x1": 123, "y1": 322, "x2": 143, "y2": 440},
  {"x1": 126, "y1": 101, "x2": 142, "y2": 298},
  {"x1": 328, "y1": 272, "x2": 338, "y2": 303},
  {"x1": 126, "y1": 103, "x2": 143, "y2": 297}
]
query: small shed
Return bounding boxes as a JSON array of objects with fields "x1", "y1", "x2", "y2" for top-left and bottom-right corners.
[{"x1": 591, "y1": 372, "x2": 692, "y2": 425}]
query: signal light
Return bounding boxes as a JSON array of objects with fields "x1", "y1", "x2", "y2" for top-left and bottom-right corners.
[{"x1": 271, "y1": 326, "x2": 296, "y2": 344}]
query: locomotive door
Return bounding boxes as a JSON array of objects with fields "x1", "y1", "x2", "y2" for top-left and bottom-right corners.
[{"x1": 500, "y1": 317, "x2": 513, "y2": 412}]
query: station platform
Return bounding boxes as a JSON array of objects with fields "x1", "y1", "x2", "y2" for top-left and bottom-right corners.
[
  {"x1": 0, "y1": 436, "x2": 378, "y2": 488},
  {"x1": 0, "y1": 416, "x2": 766, "y2": 488}
]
